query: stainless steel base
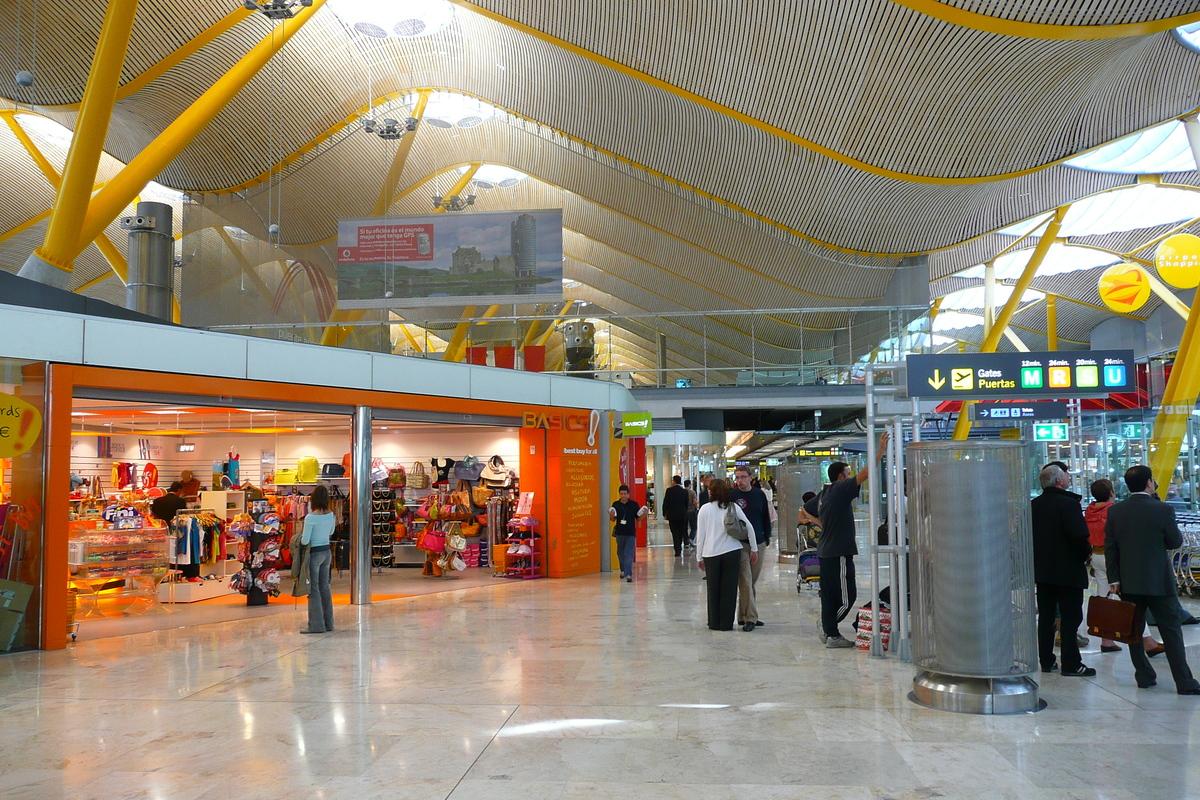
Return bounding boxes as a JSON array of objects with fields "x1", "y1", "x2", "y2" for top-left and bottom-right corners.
[{"x1": 910, "y1": 670, "x2": 1044, "y2": 715}]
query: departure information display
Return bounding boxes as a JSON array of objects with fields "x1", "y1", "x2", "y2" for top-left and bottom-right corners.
[{"x1": 906, "y1": 350, "x2": 1136, "y2": 399}]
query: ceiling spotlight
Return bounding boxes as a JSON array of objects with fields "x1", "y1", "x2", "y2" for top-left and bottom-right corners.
[
  {"x1": 363, "y1": 117, "x2": 420, "y2": 140},
  {"x1": 431, "y1": 194, "x2": 476, "y2": 212},
  {"x1": 244, "y1": 0, "x2": 312, "y2": 19}
]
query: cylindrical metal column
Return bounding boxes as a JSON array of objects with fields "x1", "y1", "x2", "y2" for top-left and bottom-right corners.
[
  {"x1": 124, "y1": 201, "x2": 173, "y2": 320},
  {"x1": 350, "y1": 405, "x2": 372, "y2": 605},
  {"x1": 599, "y1": 412, "x2": 612, "y2": 573},
  {"x1": 908, "y1": 439, "x2": 1040, "y2": 714}
]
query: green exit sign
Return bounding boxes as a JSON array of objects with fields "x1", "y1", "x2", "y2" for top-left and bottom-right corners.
[
  {"x1": 1034, "y1": 423, "x2": 1069, "y2": 442},
  {"x1": 1120, "y1": 422, "x2": 1146, "y2": 439}
]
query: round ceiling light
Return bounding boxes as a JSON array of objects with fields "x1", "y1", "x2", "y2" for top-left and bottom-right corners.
[{"x1": 327, "y1": 0, "x2": 454, "y2": 39}]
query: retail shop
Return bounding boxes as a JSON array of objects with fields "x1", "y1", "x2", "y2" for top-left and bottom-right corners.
[{"x1": 0, "y1": 354, "x2": 614, "y2": 653}]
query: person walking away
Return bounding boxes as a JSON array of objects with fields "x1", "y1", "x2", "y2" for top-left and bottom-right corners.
[
  {"x1": 662, "y1": 476, "x2": 690, "y2": 557},
  {"x1": 731, "y1": 466, "x2": 773, "y2": 632},
  {"x1": 1086, "y1": 479, "x2": 1164, "y2": 656},
  {"x1": 1031, "y1": 464, "x2": 1095, "y2": 676},
  {"x1": 300, "y1": 484, "x2": 336, "y2": 634},
  {"x1": 696, "y1": 478, "x2": 756, "y2": 630},
  {"x1": 803, "y1": 431, "x2": 888, "y2": 648},
  {"x1": 610, "y1": 484, "x2": 646, "y2": 582},
  {"x1": 685, "y1": 480, "x2": 699, "y2": 549},
  {"x1": 1106, "y1": 465, "x2": 1200, "y2": 694},
  {"x1": 698, "y1": 474, "x2": 711, "y2": 508}
]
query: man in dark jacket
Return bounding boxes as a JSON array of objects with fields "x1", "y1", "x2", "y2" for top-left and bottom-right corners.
[
  {"x1": 662, "y1": 476, "x2": 690, "y2": 557},
  {"x1": 1031, "y1": 464, "x2": 1095, "y2": 677},
  {"x1": 1106, "y1": 465, "x2": 1200, "y2": 694}
]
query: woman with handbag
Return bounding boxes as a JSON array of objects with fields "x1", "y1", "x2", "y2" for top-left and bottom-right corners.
[
  {"x1": 695, "y1": 479, "x2": 755, "y2": 631},
  {"x1": 300, "y1": 484, "x2": 336, "y2": 634}
]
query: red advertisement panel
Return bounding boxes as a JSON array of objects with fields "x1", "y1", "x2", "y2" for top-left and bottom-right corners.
[{"x1": 337, "y1": 224, "x2": 435, "y2": 263}]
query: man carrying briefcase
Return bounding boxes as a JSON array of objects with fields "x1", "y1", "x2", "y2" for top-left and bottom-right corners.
[{"x1": 1106, "y1": 465, "x2": 1200, "y2": 695}]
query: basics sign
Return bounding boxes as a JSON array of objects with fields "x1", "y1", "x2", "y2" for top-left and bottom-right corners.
[{"x1": 906, "y1": 351, "x2": 1135, "y2": 399}]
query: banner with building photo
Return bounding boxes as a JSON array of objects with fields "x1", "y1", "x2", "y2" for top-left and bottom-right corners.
[{"x1": 335, "y1": 209, "x2": 564, "y2": 308}]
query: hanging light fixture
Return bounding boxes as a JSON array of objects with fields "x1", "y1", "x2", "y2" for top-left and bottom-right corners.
[
  {"x1": 431, "y1": 194, "x2": 476, "y2": 212},
  {"x1": 363, "y1": 116, "x2": 419, "y2": 140},
  {"x1": 243, "y1": 0, "x2": 312, "y2": 20}
]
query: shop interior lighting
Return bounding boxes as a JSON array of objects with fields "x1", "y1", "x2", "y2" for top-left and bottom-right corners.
[
  {"x1": 176, "y1": 442, "x2": 196, "y2": 452},
  {"x1": 1066, "y1": 121, "x2": 1194, "y2": 174},
  {"x1": 956, "y1": 243, "x2": 1121, "y2": 280},
  {"x1": 327, "y1": 0, "x2": 454, "y2": 38},
  {"x1": 243, "y1": 0, "x2": 312, "y2": 20}
]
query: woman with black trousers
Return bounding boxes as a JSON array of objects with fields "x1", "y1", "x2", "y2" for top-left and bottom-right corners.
[{"x1": 696, "y1": 479, "x2": 756, "y2": 630}]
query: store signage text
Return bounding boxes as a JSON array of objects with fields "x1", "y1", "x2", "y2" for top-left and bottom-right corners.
[
  {"x1": 523, "y1": 411, "x2": 590, "y2": 431},
  {"x1": 0, "y1": 393, "x2": 42, "y2": 459},
  {"x1": 906, "y1": 351, "x2": 1135, "y2": 399},
  {"x1": 614, "y1": 412, "x2": 652, "y2": 438}
]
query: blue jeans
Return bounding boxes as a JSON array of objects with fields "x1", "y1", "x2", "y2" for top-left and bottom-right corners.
[
  {"x1": 307, "y1": 546, "x2": 334, "y2": 632},
  {"x1": 616, "y1": 535, "x2": 635, "y2": 577}
]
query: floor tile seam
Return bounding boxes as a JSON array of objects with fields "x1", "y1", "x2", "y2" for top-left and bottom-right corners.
[
  {"x1": 444, "y1": 703, "x2": 522, "y2": 799},
  {"x1": 177, "y1": 643, "x2": 325, "y2": 700}
]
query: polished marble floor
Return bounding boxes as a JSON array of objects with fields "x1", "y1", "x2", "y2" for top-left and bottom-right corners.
[{"x1": 4, "y1": 536, "x2": 1200, "y2": 800}]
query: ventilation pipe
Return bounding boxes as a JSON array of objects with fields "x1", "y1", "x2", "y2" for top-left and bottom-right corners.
[{"x1": 121, "y1": 201, "x2": 173, "y2": 321}]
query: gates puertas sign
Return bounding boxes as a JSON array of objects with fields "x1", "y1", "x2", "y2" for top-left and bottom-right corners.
[{"x1": 905, "y1": 351, "x2": 1135, "y2": 399}]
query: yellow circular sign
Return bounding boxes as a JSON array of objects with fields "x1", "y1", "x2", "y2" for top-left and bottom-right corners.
[
  {"x1": 1155, "y1": 233, "x2": 1200, "y2": 289},
  {"x1": 1098, "y1": 264, "x2": 1151, "y2": 313},
  {"x1": 0, "y1": 392, "x2": 42, "y2": 459}
]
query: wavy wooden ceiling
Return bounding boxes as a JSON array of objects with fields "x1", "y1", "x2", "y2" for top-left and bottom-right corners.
[{"x1": 0, "y1": 0, "x2": 1197, "y2": 364}]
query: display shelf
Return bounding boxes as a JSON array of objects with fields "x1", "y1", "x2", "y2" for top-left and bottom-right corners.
[
  {"x1": 503, "y1": 521, "x2": 542, "y2": 579},
  {"x1": 68, "y1": 526, "x2": 171, "y2": 617}
]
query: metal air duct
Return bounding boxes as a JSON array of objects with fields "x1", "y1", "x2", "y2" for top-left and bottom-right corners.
[{"x1": 122, "y1": 201, "x2": 174, "y2": 321}]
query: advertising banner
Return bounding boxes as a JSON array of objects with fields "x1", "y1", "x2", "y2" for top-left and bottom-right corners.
[{"x1": 336, "y1": 209, "x2": 564, "y2": 309}]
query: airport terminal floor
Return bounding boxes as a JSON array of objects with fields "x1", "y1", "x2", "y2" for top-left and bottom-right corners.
[{"x1": 2, "y1": 523, "x2": 1200, "y2": 800}]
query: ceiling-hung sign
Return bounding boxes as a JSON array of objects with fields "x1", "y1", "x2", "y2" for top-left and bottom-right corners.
[
  {"x1": 1155, "y1": 233, "x2": 1200, "y2": 289},
  {"x1": 905, "y1": 351, "x2": 1135, "y2": 399},
  {"x1": 1097, "y1": 264, "x2": 1151, "y2": 313}
]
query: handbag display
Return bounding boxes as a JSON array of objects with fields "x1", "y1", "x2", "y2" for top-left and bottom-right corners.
[
  {"x1": 481, "y1": 455, "x2": 512, "y2": 489},
  {"x1": 419, "y1": 529, "x2": 446, "y2": 553},
  {"x1": 454, "y1": 456, "x2": 486, "y2": 482},
  {"x1": 408, "y1": 461, "x2": 429, "y2": 489},
  {"x1": 321, "y1": 463, "x2": 346, "y2": 478},
  {"x1": 723, "y1": 505, "x2": 750, "y2": 541},
  {"x1": 274, "y1": 468, "x2": 298, "y2": 485},
  {"x1": 296, "y1": 456, "x2": 320, "y2": 483},
  {"x1": 371, "y1": 457, "x2": 389, "y2": 483},
  {"x1": 388, "y1": 465, "x2": 407, "y2": 488},
  {"x1": 472, "y1": 485, "x2": 493, "y2": 507},
  {"x1": 1087, "y1": 593, "x2": 1145, "y2": 644},
  {"x1": 459, "y1": 522, "x2": 481, "y2": 537}
]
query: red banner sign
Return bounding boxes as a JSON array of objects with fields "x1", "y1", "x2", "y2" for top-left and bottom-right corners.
[{"x1": 337, "y1": 224, "x2": 435, "y2": 263}]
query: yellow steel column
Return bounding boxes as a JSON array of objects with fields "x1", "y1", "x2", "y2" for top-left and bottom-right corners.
[
  {"x1": 1149, "y1": 300, "x2": 1200, "y2": 492},
  {"x1": 375, "y1": 91, "x2": 431, "y2": 216},
  {"x1": 442, "y1": 307, "x2": 477, "y2": 360},
  {"x1": 1046, "y1": 294, "x2": 1058, "y2": 351},
  {"x1": 445, "y1": 304, "x2": 500, "y2": 362},
  {"x1": 952, "y1": 207, "x2": 1066, "y2": 439},
  {"x1": 19, "y1": 0, "x2": 139, "y2": 287},
  {"x1": 76, "y1": 1, "x2": 327, "y2": 256},
  {"x1": 983, "y1": 262, "x2": 995, "y2": 339},
  {"x1": 3, "y1": 111, "x2": 129, "y2": 284}
]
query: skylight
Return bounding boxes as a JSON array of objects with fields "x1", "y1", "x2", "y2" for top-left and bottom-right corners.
[
  {"x1": 1174, "y1": 21, "x2": 1200, "y2": 54},
  {"x1": 956, "y1": 243, "x2": 1121, "y2": 280},
  {"x1": 997, "y1": 186, "x2": 1200, "y2": 238},
  {"x1": 472, "y1": 164, "x2": 528, "y2": 189},
  {"x1": 939, "y1": 285, "x2": 1044, "y2": 311},
  {"x1": 327, "y1": 0, "x2": 453, "y2": 39},
  {"x1": 1066, "y1": 121, "x2": 1194, "y2": 174},
  {"x1": 418, "y1": 91, "x2": 498, "y2": 129}
]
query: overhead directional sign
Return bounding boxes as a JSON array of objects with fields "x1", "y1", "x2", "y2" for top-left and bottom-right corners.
[
  {"x1": 971, "y1": 401, "x2": 1069, "y2": 422},
  {"x1": 906, "y1": 350, "x2": 1136, "y2": 399},
  {"x1": 1033, "y1": 423, "x2": 1069, "y2": 442}
]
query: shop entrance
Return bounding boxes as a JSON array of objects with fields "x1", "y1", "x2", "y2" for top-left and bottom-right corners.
[{"x1": 66, "y1": 396, "x2": 523, "y2": 641}]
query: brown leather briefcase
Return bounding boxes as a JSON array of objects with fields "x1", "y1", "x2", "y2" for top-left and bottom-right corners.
[{"x1": 1086, "y1": 594, "x2": 1145, "y2": 644}]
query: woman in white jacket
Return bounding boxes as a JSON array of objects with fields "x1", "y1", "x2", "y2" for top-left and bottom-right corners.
[{"x1": 697, "y1": 478, "x2": 756, "y2": 631}]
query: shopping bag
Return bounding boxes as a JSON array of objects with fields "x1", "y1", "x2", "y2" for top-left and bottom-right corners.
[
  {"x1": 1087, "y1": 594, "x2": 1144, "y2": 644},
  {"x1": 409, "y1": 461, "x2": 429, "y2": 489}
]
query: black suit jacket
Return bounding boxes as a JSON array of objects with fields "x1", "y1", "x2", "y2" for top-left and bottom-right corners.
[
  {"x1": 1030, "y1": 486, "x2": 1091, "y2": 588},
  {"x1": 1104, "y1": 494, "x2": 1182, "y2": 596},
  {"x1": 662, "y1": 484, "x2": 690, "y2": 521}
]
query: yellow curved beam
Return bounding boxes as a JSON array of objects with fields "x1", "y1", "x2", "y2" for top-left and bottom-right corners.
[
  {"x1": 890, "y1": 1, "x2": 1200, "y2": 40},
  {"x1": 448, "y1": 0, "x2": 1199, "y2": 183}
]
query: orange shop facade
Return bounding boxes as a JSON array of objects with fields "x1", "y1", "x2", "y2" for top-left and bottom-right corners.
[{"x1": 1, "y1": 350, "x2": 628, "y2": 652}]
